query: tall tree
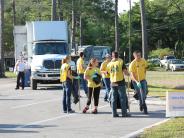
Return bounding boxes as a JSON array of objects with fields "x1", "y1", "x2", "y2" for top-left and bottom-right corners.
[
  {"x1": 140, "y1": 0, "x2": 148, "y2": 59},
  {"x1": 115, "y1": 0, "x2": 119, "y2": 51},
  {"x1": 0, "y1": 0, "x2": 4, "y2": 77},
  {"x1": 52, "y1": 0, "x2": 57, "y2": 20}
]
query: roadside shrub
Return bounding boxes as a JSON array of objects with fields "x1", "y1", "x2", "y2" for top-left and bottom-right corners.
[
  {"x1": 149, "y1": 48, "x2": 174, "y2": 59},
  {"x1": 147, "y1": 62, "x2": 159, "y2": 71}
]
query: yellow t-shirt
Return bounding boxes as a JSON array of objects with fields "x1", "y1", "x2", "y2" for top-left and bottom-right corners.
[
  {"x1": 84, "y1": 67, "x2": 101, "y2": 88},
  {"x1": 77, "y1": 57, "x2": 85, "y2": 74},
  {"x1": 129, "y1": 58, "x2": 148, "y2": 81},
  {"x1": 100, "y1": 60, "x2": 110, "y2": 78},
  {"x1": 107, "y1": 59, "x2": 125, "y2": 83},
  {"x1": 60, "y1": 63, "x2": 71, "y2": 82}
]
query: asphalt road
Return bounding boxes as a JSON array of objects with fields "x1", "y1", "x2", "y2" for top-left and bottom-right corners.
[{"x1": 0, "y1": 78, "x2": 166, "y2": 138}]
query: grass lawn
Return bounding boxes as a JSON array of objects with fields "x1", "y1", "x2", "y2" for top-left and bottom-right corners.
[
  {"x1": 146, "y1": 71, "x2": 184, "y2": 98},
  {"x1": 140, "y1": 118, "x2": 184, "y2": 138},
  {"x1": 139, "y1": 71, "x2": 184, "y2": 138},
  {"x1": 5, "y1": 71, "x2": 16, "y2": 78}
]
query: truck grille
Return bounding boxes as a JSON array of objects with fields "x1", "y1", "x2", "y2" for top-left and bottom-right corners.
[{"x1": 43, "y1": 60, "x2": 61, "y2": 69}]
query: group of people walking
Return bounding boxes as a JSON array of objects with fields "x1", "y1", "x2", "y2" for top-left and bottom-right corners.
[{"x1": 60, "y1": 50, "x2": 148, "y2": 117}]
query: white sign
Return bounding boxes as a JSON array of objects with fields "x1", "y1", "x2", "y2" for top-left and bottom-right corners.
[{"x1": 166, "y1": 92, "x2": 184, "y2": 117}]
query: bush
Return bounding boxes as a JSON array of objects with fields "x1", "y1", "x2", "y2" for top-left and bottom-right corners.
[
  {"x1": 147, "y1": 62, "x2": 158, "y2": 71},
  {"x1": 149, "y1": 48, "x2": 174, "y2": 59}
]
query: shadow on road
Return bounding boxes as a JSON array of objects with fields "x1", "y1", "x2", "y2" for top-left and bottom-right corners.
[
  {"x1": 97, "y1": 110, "x2": 165, "y2": 119},
  {"x1": 130, "y1": 110, "x2": 165, "y2": 119},
  {"x1": 0, "y1": 99, "x2": 32, "y2": 101},
  {"x1": 0, "y1": 124, "x2": 57, "y2": 133},
  {"x1": 0, "y1": 129, "x2": 39, "y2": 133},
  {"x1": 0, "y1": 124, "x2": 57, "y2": 129}
]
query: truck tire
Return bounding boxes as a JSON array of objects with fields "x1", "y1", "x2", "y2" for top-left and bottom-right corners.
[{"x1": 31, "y1": 79, "x2": 37, "y2": 90}]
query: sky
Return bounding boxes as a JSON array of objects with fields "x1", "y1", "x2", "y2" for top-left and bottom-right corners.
[{"x1": 118, "y1": 0, "x2": 139, "y2": 13}]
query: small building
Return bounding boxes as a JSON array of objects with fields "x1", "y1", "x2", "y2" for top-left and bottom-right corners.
[{"x1": 4, "y1": 51, "x2": 15, "y2": 71}]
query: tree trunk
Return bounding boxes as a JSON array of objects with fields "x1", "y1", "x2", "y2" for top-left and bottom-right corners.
[
  {"x1": 0, "y1": 0, "x2": 4, "y2": 77},
  {"x1": 58, "y1": 0, "x2": 63, "y2": 20},
  {"x1": 115, "y1": 0, "x2": 119, "y2": 52},
  {"x1": 71, "y1": 0, "x2": 76, "y2": 54},
  {"x1": 51, "y1": 0, "x2": 57, "y2": 21},
  {"x1": 128, "y1": 0, "x2": 132, "y2": 63},
  {"x1": 12, "y1": 0, "x2": 16, "y2": 25},
  {"x1": 140, "y1": 0, "x2": 148, "y2": 59}
]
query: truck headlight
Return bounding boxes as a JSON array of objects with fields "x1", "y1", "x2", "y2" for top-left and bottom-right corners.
[{"x1": 32, "y1": 66, "x2": 42, "y2": 72}]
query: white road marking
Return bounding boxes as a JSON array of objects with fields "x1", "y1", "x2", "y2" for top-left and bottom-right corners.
[
  {"x1": 121, "y1": 118, "x2": 170, "y2": 138},
  {"x1": 11, "y1": 98, "x2": 61, "y2": 109},
  {"x1": 14, "y1": 104, "x2": 109, "y2": 129}
]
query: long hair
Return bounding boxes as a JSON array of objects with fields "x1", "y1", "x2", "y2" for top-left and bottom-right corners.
[
  {"x1": 88, "y1": 58, "x2": 97, "y2": 68},
  {"x1": 62, "y1": 56, "x2": 70, "y2": 64}
]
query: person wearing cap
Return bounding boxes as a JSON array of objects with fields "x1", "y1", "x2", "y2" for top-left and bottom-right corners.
[
  {"x1": 107, "y1": 52, "x2": 131, "y2": 117},
  {"x1": 77, "y1": 52, "x2": 88, "y2": 95},
  {"x1": 100, "y1": 54, "x2": 111, "y2": 102},
  {"x1": 14, "y1": 58, "x2": 26, "y2": 90}
]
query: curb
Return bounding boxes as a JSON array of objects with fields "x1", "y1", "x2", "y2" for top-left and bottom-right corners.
[{"x1": 121, "y1": 118, "x2": 170, "y2": 138}]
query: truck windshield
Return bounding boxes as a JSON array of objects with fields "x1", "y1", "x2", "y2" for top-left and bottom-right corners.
[
  {"x1": 93, "y1": 47, "x2": 111, "y2": 60},
  {"x1": 34, "y1": 42, "x2": 68, "y2": 55}
]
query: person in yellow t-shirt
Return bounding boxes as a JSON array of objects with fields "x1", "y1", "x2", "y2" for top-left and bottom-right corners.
[
  {"x1": 100, "y1": 54, "x2": 111, "y2": 102},
  {"x1": 76, "y1": 52, "x2": 88, "y2": 95},
  {"x1": 60, "y1": 56, "x2": 80, "y2": 113},
  {"x1": 129, "y1": 50, "x2": 148, "y2": 114},
  {"x1": 82, "y1": 58, "x2": 101, "y2": 114},
  {"x1": 107, "y1": 52, "x2": 131, "y2": 118}
]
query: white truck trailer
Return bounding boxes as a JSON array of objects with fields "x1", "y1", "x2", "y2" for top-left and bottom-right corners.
[{"x1": 14, "y1": 21, "x2": 75, "y2": 90}]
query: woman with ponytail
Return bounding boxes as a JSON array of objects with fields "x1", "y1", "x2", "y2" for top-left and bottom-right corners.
[
  {"x1": 83, "y1": 58, "x2": 101, "y2": 114},
  {"x1": 60, "y1": 56, "x2": 80, "y2": 113}
]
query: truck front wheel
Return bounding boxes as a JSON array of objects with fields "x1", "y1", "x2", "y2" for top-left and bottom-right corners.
[{"x1": 31, "y1": 79, "x2": 37, "y2": 90}]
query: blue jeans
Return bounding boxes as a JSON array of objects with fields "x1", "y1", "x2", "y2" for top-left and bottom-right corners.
[
  {"x1": 72, "y1": 79, "x2": 79, "y2": 99},
  {"x1": 62, "y1": 80, "x2": 72, "y2": 112},
  {"x1": 132, "y1": 80, "x2": 148, "y2": 106},
  {"x1": 79, "y1": 74, "x2": 88, "y2": 94},
  {"x1": 103, "y1": 78, "x2": 111, "y2": 100},
  {"x1": 111, "y1": 85, "x2": 127, "y2": 116}
]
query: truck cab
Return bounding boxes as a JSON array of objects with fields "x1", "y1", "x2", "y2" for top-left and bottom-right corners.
[{"x1": 14, "y1": 21, "x2": 76, "y2": 90}]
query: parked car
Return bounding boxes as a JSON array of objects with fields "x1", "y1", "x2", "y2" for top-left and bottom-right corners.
[
  {"x1": 148, "y1": 58, "x2": 160, "y2": 66},
  {"x1": 160, "y1": 55, "x2": 176, "y2": 67},
  {"x1": 181, "y1": 57, "x2": 184, "y2": 63},
  {"x1": 166, "y1": 59, "x2": 184, "y2": 72}
]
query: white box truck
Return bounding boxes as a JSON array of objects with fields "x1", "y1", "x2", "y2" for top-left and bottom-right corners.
[{"x1": 14, "y1": 21, "x2": 76, "y2": 90}]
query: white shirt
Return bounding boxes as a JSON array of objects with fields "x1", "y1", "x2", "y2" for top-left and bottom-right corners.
[{"x1": 16, "y1": 61, "x2": 26, "y2": 72}]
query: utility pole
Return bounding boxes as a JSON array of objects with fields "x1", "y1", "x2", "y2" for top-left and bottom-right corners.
[
  {"x1": 79, "y1": 0, "x2": 83, "y2": 47},
  {"x1": 140, "y1": 0, "x2": 148, "y2": 59},
  {"x1": 71, "y1": 0, "x2": 76, "y2": 54},
  {"x1": 58, "y1": 0, "x2": 63, "y2": 20},
  {"x1": 79, "y1": 15, "x2": 83, "y2": 47},
  {"x1": 51, "y1": 0, "x2": 57, "y2": 21},
  {"x1": 0, "y1": 0, "x2": 4, "y2": 77},
  {"x1": 12, "y1": 0, "x2": 16, "y2": 26},
  {"x1": 115, "y1": 0, "x2": 119, "y2": 52},
  {"x1": 128, "y1": 0, "x2": 132, "y2": 63}
]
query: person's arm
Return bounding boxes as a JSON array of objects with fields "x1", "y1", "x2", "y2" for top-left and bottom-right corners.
[
  {"x1": 100, "y1": 63, "x2": 108, "y2": 75},
  {"x1": 145, "y1": 60, "x2": 148, "y2": 74},
  {"x1": 84, "y1": 68, "x2": 91, "y2": 80},
  {"x1": 14, "y1": 61, "x2": 19, "y2": 72},
  {"x1": 129, "y1": 62, "x2": 138, "y2": 83},
  {"x1": 130, "y1": 72, "x2": 138, "y2": 83},
  {"x1": 79, "y1": 59, "x2": 85, "y2": 71},
  {"x1": 67, "y1": 67, "x2": 74, "y2": 79}
]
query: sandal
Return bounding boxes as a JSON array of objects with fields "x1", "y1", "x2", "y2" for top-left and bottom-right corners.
[{"x1": 82, "y1": 107, "x2": 89, "y2": 113}]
